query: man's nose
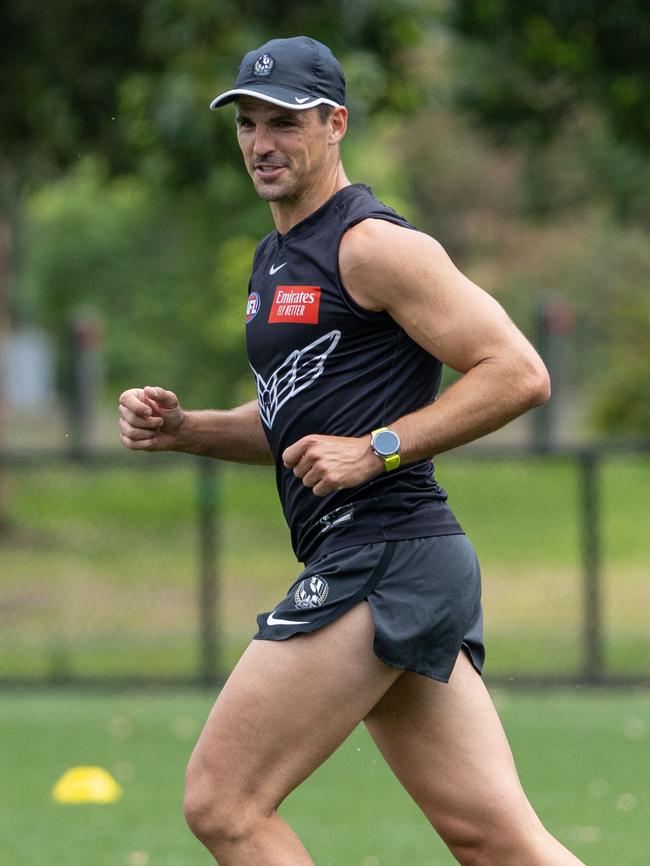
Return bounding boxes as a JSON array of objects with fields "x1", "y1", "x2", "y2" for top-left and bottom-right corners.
[{"x1": 253, "y1": 125, "x2": 274, "y2": 155}]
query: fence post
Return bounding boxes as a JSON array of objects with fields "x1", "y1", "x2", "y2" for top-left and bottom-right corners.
[
  {"x1": 64, "y1": 311, "x2": 105, "y2": 455},
  {"x1": 532, "y1": 300, "x2": 574, "y2": 449},
  {"x1": 197, "y1": 457, "x2": 219, "y2": 684},
  {"x1": 579, "y1": 449, "x2": 604, "y2": 681}
]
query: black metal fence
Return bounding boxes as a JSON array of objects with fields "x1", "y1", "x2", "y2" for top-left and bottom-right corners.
[{"x1": 0, "y1": 443, "x2": 648, "y2": 687}]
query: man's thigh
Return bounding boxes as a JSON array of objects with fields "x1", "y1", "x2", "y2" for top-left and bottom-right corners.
[
  {"x1": 365, "y1": 652, "x2": 541, "y2": 847},
  {"x1": 187, "y1": 601, "x2": 401, "y2": 810}
]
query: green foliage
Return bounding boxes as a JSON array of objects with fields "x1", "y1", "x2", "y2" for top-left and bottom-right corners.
[
  {"x1": 594, "y1": 357, "x2": 650, "y2": 436},
  {"x1": 452, "y1": 1, "x2": 650, "y2": 150},
  {"x1": 591, "y1": 305, "x2": 650, "y2": 436},
  {"x1": 539, "y1": 216, "x2": 650, "y2": 436},
  {"x1": 18, "y1": 158, "x2": 255, "y2": 405},
  {"x1": 0, "y1": 0, "x2": 148, "y2": 182}
]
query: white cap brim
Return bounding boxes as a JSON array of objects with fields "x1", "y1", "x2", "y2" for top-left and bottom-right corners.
[{"x1": 210, "y1": 87, "x2": 342, "y2": 111}]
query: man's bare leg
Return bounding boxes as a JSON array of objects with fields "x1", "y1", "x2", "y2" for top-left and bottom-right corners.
[
  {"x1": 184, "y1": 602, "x2": 401, "y2": 865},
  {"x1": 365, "y1": 651, "x2": 587, "y2": 866}
]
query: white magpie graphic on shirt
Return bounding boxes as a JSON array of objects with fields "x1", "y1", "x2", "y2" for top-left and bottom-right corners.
[{"x1": 251, "y1": 330, "x2": 341, "y2": 429}]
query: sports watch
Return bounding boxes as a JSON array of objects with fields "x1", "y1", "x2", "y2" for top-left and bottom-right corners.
[{"x1": 370, "y1": 427, "x2": 401, "y2": 472}]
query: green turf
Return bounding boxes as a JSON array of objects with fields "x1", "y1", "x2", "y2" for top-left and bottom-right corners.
[{"x1": 0, "y1": 689, "x2": 648, "y2": 866}]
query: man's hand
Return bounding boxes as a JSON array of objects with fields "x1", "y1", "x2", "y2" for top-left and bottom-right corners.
[
  {"x1": 119, "y1": 386, "x2": 184, "y2": 451},
  {"x1": 282, "y1": 434, "x2": 383, "y2": 497}
]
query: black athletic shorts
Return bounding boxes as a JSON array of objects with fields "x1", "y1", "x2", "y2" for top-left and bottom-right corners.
[{"x1": 254, "y1": 535, "x2": 485, "y2": 683}]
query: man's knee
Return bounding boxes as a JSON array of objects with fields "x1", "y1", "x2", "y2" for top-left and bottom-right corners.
[
  {"x1": 445, "y1": 827, "x2": 550, "y2": 866},
  {"x1": 184, "y1": 757, "x2": 264, "y2": 848},
  {"x1": 440, "y1": 820, "x2": 489, "y2": 866},
  {"x1": 446, "y1": 838, "x2": 492, "y2": 866},
  {"x1": 437, "y1": 810, "x2": 548, "y2": 866}
]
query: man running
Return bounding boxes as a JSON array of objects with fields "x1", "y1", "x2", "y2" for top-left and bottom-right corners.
[{"x1": 119, "y1": 36, "x2": 587, "y2": 866}]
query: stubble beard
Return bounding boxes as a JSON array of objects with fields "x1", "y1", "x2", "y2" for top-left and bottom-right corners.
[{"x1": 252, "y1": 173, "x2": 302, "y2": 203}]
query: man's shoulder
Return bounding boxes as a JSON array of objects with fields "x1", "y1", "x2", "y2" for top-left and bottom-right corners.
[
  {"x1": 339, "y1": 218, "x2": 424, "y2": 270},
  {"x1": 339, "y1": 217, "x2": 453, "y2": 312}
]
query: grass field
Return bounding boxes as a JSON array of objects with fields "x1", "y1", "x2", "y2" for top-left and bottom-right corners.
[
  {"x1": 1, "y1": 452, "x2": 648, "y2": 863},
  {"x1": 1, "y1": 453, "x2": 649, "y2": 681},
  {"x1": 1, "y1": 688, "x2": 648, "y2": 866}
]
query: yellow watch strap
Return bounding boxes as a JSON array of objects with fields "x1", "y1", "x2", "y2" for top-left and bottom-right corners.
[
  {"x1": 371, "y1": 427, "x2": 401, "y2": 472},
  {"x1": 383, "y1": 453, "x2": 401, "y2": 471}
]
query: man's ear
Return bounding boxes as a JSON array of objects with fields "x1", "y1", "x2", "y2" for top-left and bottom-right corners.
[{"x1": 329, "y1": 106, "x2": 348, "y2": 143}]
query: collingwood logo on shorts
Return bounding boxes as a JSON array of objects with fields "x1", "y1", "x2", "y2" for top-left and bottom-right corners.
[
  {"x1": 294, "y1": 575, "x2": 330, "y2": 609},
  {"x1": 250, "y1": 330, "x2": 341, "y2": 429}
]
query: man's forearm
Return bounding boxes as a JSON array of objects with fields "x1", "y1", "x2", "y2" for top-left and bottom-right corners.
[
  {"x1": 174, "y1": 400, "x2": 274, "y2": 465},
  {"x1": 393, "y1": 354, "x2": 550, "y2": 462}
]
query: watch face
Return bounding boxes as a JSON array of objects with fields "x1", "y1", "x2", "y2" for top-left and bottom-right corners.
[{"x1": 373, "y1": 429, "x2": 400, "y2": 457}]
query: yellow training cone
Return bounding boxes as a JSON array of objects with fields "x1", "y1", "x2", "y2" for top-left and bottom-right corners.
[{"x1": 52, "y1": 766, "x2": 123, "y2": 804}]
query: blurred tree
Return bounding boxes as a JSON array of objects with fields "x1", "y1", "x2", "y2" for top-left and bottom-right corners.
[
  {"x1": 19, "y1": 159, "x2": 257, "y2": 407},
  {"x1": 452, "y1": 1, "x2": 650, "y2": 151},
  {"x1": 0, "y1": 0, "x2": 155, "y2": 469},
  {"x1": 449, "y1": 2, "x2": 650, "y2": 224},
  {"x1": 0, "y1": 0, "x2": 149, "y2": 181},
  {"x1": 446, "y1": 2, "x2": 650, "y2": 436}
]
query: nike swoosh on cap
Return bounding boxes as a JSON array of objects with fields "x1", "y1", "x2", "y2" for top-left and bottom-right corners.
[
  {"x1": 267, "y1": 610, "x2": 309, "y2": 626},
  {"x1": 269, "y1": 262, "x2": 288, "y2": 275},
  {"x1": 294, "y1": 96, "x2": 310, "y2": 103}
]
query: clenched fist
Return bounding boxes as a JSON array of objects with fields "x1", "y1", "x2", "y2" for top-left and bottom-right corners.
[
  {"x1": 119, "y1": 386, "x2": 184, "y2": 451},
  {"x1": 282, "y1": 434, "x2": 383, "y2": 497}
]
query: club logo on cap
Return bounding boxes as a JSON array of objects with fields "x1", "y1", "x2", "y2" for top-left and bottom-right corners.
[{"x1": 253, "y1": 54, "x2": 274, "y2": 76}]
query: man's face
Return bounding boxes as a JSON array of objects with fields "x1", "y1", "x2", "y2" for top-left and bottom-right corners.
[{"x1": 235, "y1": 98, "x2": 338, "y2": 202}]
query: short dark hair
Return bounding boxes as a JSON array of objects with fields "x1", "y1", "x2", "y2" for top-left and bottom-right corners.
[{"x1": 317, "y1": 104, "x2": 335, "y2": 124}]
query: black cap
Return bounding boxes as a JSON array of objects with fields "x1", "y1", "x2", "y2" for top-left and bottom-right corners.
[{"x1": 210, "y1": 36, "x2": 345, "y2": 111}]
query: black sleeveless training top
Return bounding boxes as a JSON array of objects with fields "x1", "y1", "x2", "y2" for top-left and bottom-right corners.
[{"x1": 245, "y1": 183, "x2": 462, "y2": 563}]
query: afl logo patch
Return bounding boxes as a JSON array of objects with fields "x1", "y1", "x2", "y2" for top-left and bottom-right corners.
[
  {"x1": 246, "y1": 291, "x2": 261, "y2": 323},
  {"x1": 253, "y1": 54, "x2": 274, "y2": 76},
  {"x1": 294, "y1": 575, "x2": 330, "y2": 610}
]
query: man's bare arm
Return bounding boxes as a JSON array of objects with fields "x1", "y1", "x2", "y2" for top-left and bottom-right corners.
[
  {"x1": 283, "y1": 219, "x2": 550, "y2": 496},
  {"x1": 339, "y1": 218, "x2": 550, "y2": 461},
  {"x1": 119, "y1": 387, "x2": 273, "y2": 465}
]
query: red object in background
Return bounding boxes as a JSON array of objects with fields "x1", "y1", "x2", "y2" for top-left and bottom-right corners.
[
  {"x1": 544, "y1": 299, "x2": 575, "y2": 335},
  {"x1": 73, "y1": 316, "x2": 105, "y2": 349}
]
